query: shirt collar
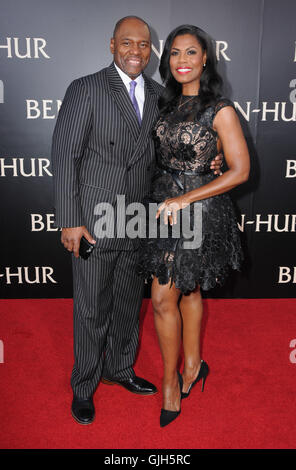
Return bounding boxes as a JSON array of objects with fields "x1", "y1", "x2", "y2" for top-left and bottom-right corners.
[{"x1": 114, "y1": 62, "x2": 144, "y2": 89}]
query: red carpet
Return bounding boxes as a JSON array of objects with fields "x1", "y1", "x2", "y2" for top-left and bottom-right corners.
[{"x1": 0, "y1": 298, "x2": 295, "y2": 449}]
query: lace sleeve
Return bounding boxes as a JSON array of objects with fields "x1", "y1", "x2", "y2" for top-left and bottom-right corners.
[{"x1": 215, "y1": 98, "x2": 236, "y2": 115}]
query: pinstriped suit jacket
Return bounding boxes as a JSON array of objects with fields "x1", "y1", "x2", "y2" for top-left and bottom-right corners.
[{"x1": 52, "y1": 62, "x2": 163, "y2": 250}]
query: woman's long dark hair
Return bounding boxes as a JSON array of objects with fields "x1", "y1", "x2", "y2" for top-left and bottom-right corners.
[{"x1": 158, "y1": 25, "x2": 223, "y2": 114}]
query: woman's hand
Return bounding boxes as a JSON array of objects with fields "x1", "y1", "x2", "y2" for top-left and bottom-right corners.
[{"x1": 156, "y1": 195, "x2": 190, "y2": 225}]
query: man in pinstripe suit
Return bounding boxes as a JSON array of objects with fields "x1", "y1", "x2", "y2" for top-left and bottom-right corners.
[
  {"x1": 51, "y1": 16, "x2": 163, "y2": 425},
  {"x1": 52, "y1": 16, "x2": 222, "y2": 425}
]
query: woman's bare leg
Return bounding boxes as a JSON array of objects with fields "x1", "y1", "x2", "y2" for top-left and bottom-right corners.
[
  {"x1": 151, "y1": 277, "x2": 182, "y2": 411},
  {"x1": 179, "y1": 285, "x2": 203, "y2": 393}
]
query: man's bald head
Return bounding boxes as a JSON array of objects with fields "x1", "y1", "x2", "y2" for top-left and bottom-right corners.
[{"x1": 113, "y1": 16, "x2": 151, "y2": 40}]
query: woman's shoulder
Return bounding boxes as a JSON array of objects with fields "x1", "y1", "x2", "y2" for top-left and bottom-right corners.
[
  {"x1": 198, "y1": 97, "x2": 236, "y2": 129},
  {"x1": 214, "y1": 97, "x2": 236, "y2": 115}
]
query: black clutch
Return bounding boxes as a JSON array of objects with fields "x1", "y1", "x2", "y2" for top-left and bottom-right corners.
[{"x1": 79, "y1": 236, "x2": 95, "y2": 260}]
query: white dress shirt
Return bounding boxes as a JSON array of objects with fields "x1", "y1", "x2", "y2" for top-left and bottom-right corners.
[{"x1": 114, "y1": 63, "x2": 145, "y2": 119}]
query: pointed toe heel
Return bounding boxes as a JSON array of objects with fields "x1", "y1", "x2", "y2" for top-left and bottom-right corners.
[
  {"x1": 160, "y1": 408, "x2": 180, "y2": 427},
  {"x1": 181, "y1": 360, "x2": 209, "y2": 399},
  {"x1": 160, "y1": 371, "x2": 183, "y2": 427}
]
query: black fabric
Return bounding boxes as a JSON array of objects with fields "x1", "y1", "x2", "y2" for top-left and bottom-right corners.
[
  {"x1": 137, "y1": 96, "x2": 243, "y2": 294},
  {"x1": 52, "y1": 63, "x2": 163, "y2": 398}
]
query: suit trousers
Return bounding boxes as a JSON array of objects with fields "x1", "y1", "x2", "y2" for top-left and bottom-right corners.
[{"x1": 70, "y1": 248, "x2": 144, "y2": 398}]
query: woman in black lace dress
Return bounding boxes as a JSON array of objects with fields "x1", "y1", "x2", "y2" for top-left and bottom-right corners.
[{"x1": 137, "y1": 25, "x2": 250, "y2": 427}]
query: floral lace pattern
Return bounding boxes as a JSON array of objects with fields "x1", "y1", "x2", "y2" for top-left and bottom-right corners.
[{"x1": 137, "y1": 97, "x2": 244, "y2": 294}]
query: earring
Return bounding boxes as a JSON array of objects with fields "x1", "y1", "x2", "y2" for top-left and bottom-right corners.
[{"x1": 203, "y1": 63, "x2": 206, "y2": 68}]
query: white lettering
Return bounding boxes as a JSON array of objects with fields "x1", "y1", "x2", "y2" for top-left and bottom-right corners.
[
  {"x1": 42, "y1": 267, "x2": 57, "y2": 283},
  {"x1": 38, "y1": 158, "x2": 52, "y2": 176},
  {"x1": 278, "y1": 267, "x2": 296, "y2": 284},
  {"x1": 233, "y1": 102, "x2": 251, "y2": 121},
  {"x1": 0, "y1": 158, "x2": 52, "y2": 177},
  {"x1": 46, "y1": 214, "x2": 59, "y2": 231},
  {"x1": 0, "y1": 158, "x2": 18, "y2": 176},
  {"x1": 0, "y1": 80, "x2": 3, "y2": 103},
  {"x1": 26, "y1": 100, "x2": 40, "y2": 119},
  {"x1": 255, "y1": 214, "x2": 273, "y2": 232},
  {"x1": 26, "y1": 99, "x2": 62, "y2": 119},
  {"x1": 0, "y1": 37, "x2": 12, "y2": 57},
  {"x1": 14, "y1": 37, "x2": 31, "y2": 58},
  {"x1": 31, "y1": 214, "x2": 59, "y2": 232},
  {"x1": 33, "y1": 38, "x2": 50, "y2": 58},
  {"x1": 19, "y1": 158, "x2": 36, "y2": 177},
  {"x1": 237, "y1": 214, "x2": 246, "y2": 232},
  {"x1": 281, "y1": 102, "x2": 296, "y2": 121},
  {"x1": 31, "y1": 214, "x2": 45, "y2": 232},
  {"x1": 286, "y1": 160, "x2": 296, "y2": 178},
  {"x1": 239, "y1": 214, "x2": 296, "y2": 232},
  {"x1": 5, "y1": 267, "x2": 23, "y2": 284},
  {"x1": 291, "y1": 215, "x2": 296, "y2": 232},
  {"x1": 261, "y1": 102, "x2": 280, "y2": 121},
  {"x1": 24, "y1": 267, "x2": 40, "y2": 284},
  {"x1": 216, "y1": 41, "x2": 231, "y2": 61},
  {"x1": 43, "y1": 100, "x2": 55, "y2": 119},
  {"x1": 274, "y1": 214, "x2": 290, "y2": 232},
  {"x1": 0, "y1": 37, "x2": 50, "y2": 58},
  {"x1": 0, "y1": 267, "x2": 57, "y2": 284},
  {"x1": 151, "y1": 40, "x2": 164, "y2": 59}
]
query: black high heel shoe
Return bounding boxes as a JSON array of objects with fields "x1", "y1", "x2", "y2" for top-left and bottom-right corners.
[
  {"x1": 181, "y1": 360, "x2": 209, "y2": 399},
  {"x1": 160, "y1": 371, "x2": 183, "y2": 427}
]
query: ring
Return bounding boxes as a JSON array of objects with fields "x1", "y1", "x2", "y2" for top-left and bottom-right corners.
[{"x1": 167, "y1": 210, "x2": 172, "y2": 216}]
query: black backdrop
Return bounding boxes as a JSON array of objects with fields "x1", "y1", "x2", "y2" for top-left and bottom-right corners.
[{"x1": 0, "y1": 0, "x2": 295, "y2": 299}]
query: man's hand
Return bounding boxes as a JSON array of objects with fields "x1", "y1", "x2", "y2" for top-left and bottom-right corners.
[
  {"x1": 210, "y1": 153, "x2": 223, "y2": 175},
  {"x1": 61, "y1": 226, "x2": 96, "y2": 258}
]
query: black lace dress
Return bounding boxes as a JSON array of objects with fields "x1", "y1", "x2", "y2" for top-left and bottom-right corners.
[{"x1": 137, "y1": 96, "x2": 243, "y2": 294}]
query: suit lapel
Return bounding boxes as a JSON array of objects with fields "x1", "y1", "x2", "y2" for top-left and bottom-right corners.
[
  {"x1": 107, "y1": 63, "x2": 140, "y2": 142},
  {"x1": 127, "y1": 74, "x2": 159, "y2": 166}
]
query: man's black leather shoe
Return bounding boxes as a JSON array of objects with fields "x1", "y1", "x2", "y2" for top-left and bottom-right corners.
[
  {"x1": 71, "y1": 396, "x2": 95, "y2": 425},
  {"x1": 101, "y1": 376, "x2": 157, "y2": 395}
]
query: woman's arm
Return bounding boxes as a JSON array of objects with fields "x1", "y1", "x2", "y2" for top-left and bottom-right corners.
[
  {"x1": 157, "y1": 106, "x2": 250, "y2": 224},
  {"x1": 191, "y1": 105, "x2": 250, "y2": 197}
]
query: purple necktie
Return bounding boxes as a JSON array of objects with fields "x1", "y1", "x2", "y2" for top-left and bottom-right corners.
[{"x1": 129, "y1": 80, "x2": 142, "y2": 124}]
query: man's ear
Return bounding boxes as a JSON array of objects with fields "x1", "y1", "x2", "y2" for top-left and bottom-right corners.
[{"x1": 110, "y1": 38, "x2": 115, "y2": 55}]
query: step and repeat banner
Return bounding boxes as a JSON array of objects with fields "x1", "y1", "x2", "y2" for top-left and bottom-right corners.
[{"x1": 0, "y1": 0, "x2": 295, "y2": 299}]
